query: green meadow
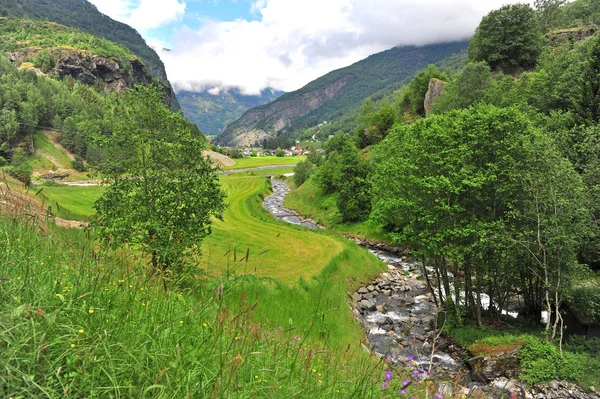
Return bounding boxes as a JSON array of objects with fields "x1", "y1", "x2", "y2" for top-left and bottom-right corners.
[
  {"x1": 0, "y1": 170, "x2": 435, "y2": 398},
  {"x1": 224, "y1": 156, "x2": 305, "y2": 170}
]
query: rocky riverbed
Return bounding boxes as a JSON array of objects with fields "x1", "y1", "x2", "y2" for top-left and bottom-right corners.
[{"x1": 264, "y1": 177, "x2": 599, "y2": 399}]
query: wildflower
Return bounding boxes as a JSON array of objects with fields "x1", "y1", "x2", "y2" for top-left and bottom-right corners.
[
  {"x1": 89, "y1": 309, "x2": 94, "y2": 314},
  {"x1": 255, "y1": 376, "x2": 259, "y2": 379},
  {"x1": 407, "y1": 355, "x2": 414, "y2": 361},
  {"x1": 412, "y1": 372, "x2": 420, "y2": 378},
  {"x1": 400, "y1": 389, "x2": 407, "y2": 395},
  {"x1": 402, "y1": 380, "x2": 410, "y2": 387},
  {"x1": 312, "y1": 369, "x2": 316, "y2": 373},
  {"x1": 180, "y1": 320, "x2": 184, "y2": 325},
  {"x1": 70, "y1": 343, "x2": 75, "y2": 348},
  {"x1": 434, "y1": 394, "x2": 444, "y2": 399},
  {"x1": 78, "y1": 329, "x2": 84, "y2": 334},
  {"x1": 381, "y1": 369, "x2": 392, "y2": 389},
  {"x1": 203, "y1": 323, "x2": 208, "y2": 327}
]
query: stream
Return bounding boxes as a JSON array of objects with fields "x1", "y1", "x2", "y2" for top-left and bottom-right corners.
[{"x1": 263, "y1": 178, "x2": 599, "y2": 399}]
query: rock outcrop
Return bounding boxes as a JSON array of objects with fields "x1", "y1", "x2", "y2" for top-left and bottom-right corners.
[
  {"x1": 424, "y1": 78, "x2": 447, "y2": 116},
  {"x1": 9, "y1": 48, "x2": 177, "y2": 108},
  {"x1": 218, "y1": 79, "x2": 347, "y2": 147}
]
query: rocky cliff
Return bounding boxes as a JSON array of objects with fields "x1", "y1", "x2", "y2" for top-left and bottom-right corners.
[
  {"x1": 424, "y1": 78, "x2": 447, "y2": 116},
  {"x1": 9, "y1": 48, "x2": 177, "y2": 108},
  {"x1": 218, "y1": 79, "x2": 347, "y2": 147}
]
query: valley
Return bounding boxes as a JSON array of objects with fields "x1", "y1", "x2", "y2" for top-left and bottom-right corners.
[{"x1": 1, "y1": 0, "x2": 600, "y2": 398}]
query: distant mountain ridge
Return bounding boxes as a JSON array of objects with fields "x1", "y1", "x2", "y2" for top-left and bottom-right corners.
[
  {"x1": 0, "y1": 0, "x2": 179, "y2": 110},
  {"x1": 177, "y1": 88, "x2": 284, "y2": 136},
  {"x1": 217, "y1": 41, "x2": 469, "y2": 147}
]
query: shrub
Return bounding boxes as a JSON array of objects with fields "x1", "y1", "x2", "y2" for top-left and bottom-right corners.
[
  {"x1": 293, "y1": 160, "x2": 315, "y2": 187},
  {"x1": 6, "y1": 164, "x2": 32, "y2": 186}
]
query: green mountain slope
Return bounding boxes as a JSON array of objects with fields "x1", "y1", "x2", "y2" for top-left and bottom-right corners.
[
  {"x1": 177, "y1": 88, "x2": 284, "y2": 136},
  {"x1": 0, "y1": 0, "x2": 179, "y2": 109},
  {"x1": 218, "y1": 41, "x2": 468, "y2": 146}
]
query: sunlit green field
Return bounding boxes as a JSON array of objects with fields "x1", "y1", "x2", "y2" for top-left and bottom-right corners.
[
  {"x1": 35, "y1": 185, "x2": 105, "y2": 221},
  {"x1": 200, "y1": 176, "x2": 343, "y2": 284},
  {"x1": 223, "y1": 156, "x2": 304, "y2": 170}
]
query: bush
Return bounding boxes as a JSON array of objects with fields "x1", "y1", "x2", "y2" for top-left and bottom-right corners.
[
  {"x1": 519, "y1": 337, "x2": 560, "y2": 384},
  {"x1": 71, "y1": 155, "x2": 86, "y2": 172},
  {"x1": 293, "y1": 160, "x2": 315, "y2": 187},
  {"x1": 6, "y1": 164, "x2": 32, "y2": 186},
  {"x1": 275, "y1": 149, "x2": 285, "y2": 157}
]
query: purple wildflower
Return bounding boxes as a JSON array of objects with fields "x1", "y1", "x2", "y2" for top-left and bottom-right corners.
[
  {"x1": 402, "y1": 380, "x2": 410, "y2": 387},
  {"x1": 412, "y1": 372, "x2": 420, "y2": 378},
  {"x1": 400, "y1": 389, "x2": 407, "y2": 395},
  {"x1": 385, "y1": 370, "x2": 392, "y2": 381},
  {"x1": 407, "y1": 355, "x2": 414, "y2": 361},
  {"x1": 381, "y1": 382, "x2": 389, "y2": 389},
  {"x1": 434, "y1": 393, "x2": 444, "y2": 399}
]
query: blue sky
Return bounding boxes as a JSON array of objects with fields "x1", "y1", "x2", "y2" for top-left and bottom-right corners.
[{"x1": 88, "y1": 0, "x2": 534, "y2": 95}]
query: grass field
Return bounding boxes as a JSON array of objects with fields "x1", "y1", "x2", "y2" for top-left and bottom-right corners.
[
  {"x1": 0, "y1": 171, "x2": 412, "y2": 397},
  {"x1": 202, "y1": 176, "x2": 343, "y2": 284},
  {"x1": 31, "y1": 131, "x2": 73, "y2": 170},
  {"x1": 0, "y1": 214, "x2": 402, "y2": 398},
  {"x1": 35, "y1": 185, "x2": 105, "y2": 221},
  {"x1": 223, "y1": 156, "x2": 305, "y2": 170}
]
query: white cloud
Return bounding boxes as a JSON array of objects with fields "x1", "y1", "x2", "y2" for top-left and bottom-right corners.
[
  {"x1": 93, "y1": 0, "x2": 535, "y2": 94},
  {"x1": 88, "y1": 0, "x2": 186, "y2": 34}
]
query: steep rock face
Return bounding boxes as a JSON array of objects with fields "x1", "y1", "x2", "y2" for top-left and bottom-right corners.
[
  {"x1": 219, "y1": 79, "x2": 347, "y2": 147},
  {"x1": 424, "y1": 78, "x2": 447, "y2": 116},
  {"x1": 10, "y1": 48, "x2": 176, "y2": 106}
]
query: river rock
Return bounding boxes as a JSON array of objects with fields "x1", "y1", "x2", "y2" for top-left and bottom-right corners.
[
  {"x1": 358, "y1": 287, "x2": 368, "y2": 294},
  {"x1": 376, "y1": 304, "x2": 386, "y2": 313},
  {"x1": 367, "y1": 285, "x2": 375, "y2": 292},
  {"x1": 352, "y1": 293, "x2": 362, "y2": 302},
  {"x1": 467, "y1": 343, "x2": 522, "y2": 383}
]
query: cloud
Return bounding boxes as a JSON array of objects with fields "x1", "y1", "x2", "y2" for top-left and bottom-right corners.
[
  {"x1": 95, "y1": 0, "x2": 534, "y2": 94},
  {"x1": 88, "y1": 0, "x2": 186, "y2": 34}
]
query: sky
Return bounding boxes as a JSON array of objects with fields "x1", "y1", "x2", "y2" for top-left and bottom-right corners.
[{"x1": 88, "y1": 0, "x2": 535, "y2": 95}]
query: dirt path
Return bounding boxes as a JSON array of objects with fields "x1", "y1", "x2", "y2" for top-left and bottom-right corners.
[{"x1": 203, "y1": 150, "x2": 237, "y2": 167}]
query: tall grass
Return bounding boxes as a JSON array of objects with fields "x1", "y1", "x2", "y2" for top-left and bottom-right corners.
[{"x1": 0, "y1": 214, "x2": 442, "y2": 398}]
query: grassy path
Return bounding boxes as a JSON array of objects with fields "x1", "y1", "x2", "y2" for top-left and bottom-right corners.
[{"x1": 200, "y1": 176, "x2": 343, "y2": 284}]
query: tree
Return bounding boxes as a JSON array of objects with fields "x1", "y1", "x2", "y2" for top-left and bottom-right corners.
[
  {"x1": 431, "y1": 62, "x2": 494, "y2": 114},
  {"x1": 90, "y1": 85, "x2": 225, "y2": 272},
  {"x1": 293, "y1": 159, "x2": 315, "y2": 187},
  {"x1": 469, "y1": 4, "x2": 543, "y2": 73},
  {"x1": 535, "y1": 0, "x2": 567, "y2": 32}
]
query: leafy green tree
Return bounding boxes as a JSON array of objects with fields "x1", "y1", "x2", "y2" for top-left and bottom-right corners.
[
  {"x1": 431, "y1": 62, "x2": 493, "y2": 114},
  {"x1": 535, "y1": 0, "x2": 567, "y2": 31},
  {"x1": 574, "y1": 34, "x2": 600, "y2": 124},
  {"x1": 90, "y1": 85, "x2": 225, "y2": 272},
  {"x1": 293, "y1": 159, "x2": 315, "y2": 187},
  {"x1": 335, "y1": 140, "x2": 371, "y2": 222},
  {"x1": 469, "y1": 4, "x2": 544, "y2": 73}
]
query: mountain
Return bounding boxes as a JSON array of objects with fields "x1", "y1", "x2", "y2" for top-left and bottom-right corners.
[
  {"x1": 177, "y1": 88, "x2": 284, "y2": 136},
  {"x1": 0, "y1": 0, "x2": 179, "y2": 110},
  {"x1": 217, "y1": 41, "x2": 469, "y2": 147}
]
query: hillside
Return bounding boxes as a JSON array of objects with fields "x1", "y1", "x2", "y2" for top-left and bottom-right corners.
[
  {"x1": 0, "y1": 0, "x2": 179, "y2": 110},
  {"x1": 178, "y1": 87, "x2": 284, "y2": 136},
  {"x1": 217, "y1": 41, "x2": 468, "y2": 147}
]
